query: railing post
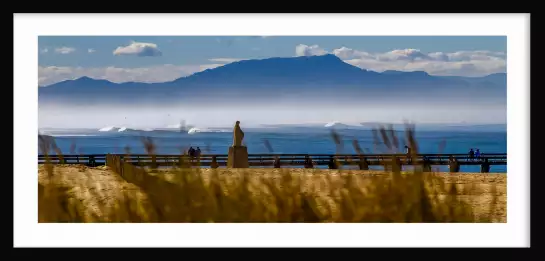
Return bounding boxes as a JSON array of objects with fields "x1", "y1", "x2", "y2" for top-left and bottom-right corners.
[
  {"x1": 89, "y1": 155, "x2": 96, "y2": 167},
  {"x1": 151, "y1": 154, "x2": 157, "y2": 169},
  {"x1": 448, "y1": 156, "x2": 460, "y2": 173},
  {"x1": 273, "y1": 156, "x2": 281, "y2": 168},
  {"x1": 358, "y1": 155, "x2": 369, "y2": 170},
  {"x1": 118, "y1": 155, "x2": 124, "y2": 177},
  {"x1": 304, "y1": 155, "x2": 314, "y2": 169},
  {"x1": 392, "y1": 156, "x2": 402, "y2": 173},
  {"x1": 480, "y1": 158, "x2": 490, "y2": 173},
  {"x1": 211, "y1": 156, "x2": 219, "y2": 169},
  {"x1": 422, "y1": 157, "x2": 432, "y2": 172},
  {"x1": 328, "y1": 156, "x2": 337, "y2": 169},
  {"x1": 106, "y1": 154, "x2": 111, "y2": 167}
]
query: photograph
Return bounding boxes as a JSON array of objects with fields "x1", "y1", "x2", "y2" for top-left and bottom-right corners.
[{"x1": 15, "y1": 13, "x2": 530, "y2": 247}]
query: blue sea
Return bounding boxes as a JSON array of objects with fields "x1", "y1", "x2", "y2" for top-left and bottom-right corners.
[{"x1": 39, "y1": 127, "x2": 507, "y2": 173}]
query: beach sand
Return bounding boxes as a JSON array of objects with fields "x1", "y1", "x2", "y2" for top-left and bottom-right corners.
[{"x1": 38, "y1": 165, "x2": 507, "y2": 222}]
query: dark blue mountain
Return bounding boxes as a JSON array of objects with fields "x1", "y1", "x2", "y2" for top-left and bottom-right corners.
[
  {"x1": 39, "y1": 54, "x2": 506, "y2": 106},
  {"x1": 442, "y1": 72, "x2": 506, "y2": 87},
  {"x1": 172, "y1": 54, "x2": 382, "y2": 85}
]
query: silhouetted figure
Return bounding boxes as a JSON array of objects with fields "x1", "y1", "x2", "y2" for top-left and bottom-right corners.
[
  {"x1": 475, "y1": 149, "x2": 481, "y2": 161},
  {"x1": 196, "y1": 147, "x2": 202, "y2": 158},
  {"x1": 188, "y1": 147, "x2": 195, "y2": 158},
  {"x1": 468, "y1": 148, "x2": 475, "y2": 161},
  {"x1": 405, "y1": 145, "x2": 412, "y2": 164}
]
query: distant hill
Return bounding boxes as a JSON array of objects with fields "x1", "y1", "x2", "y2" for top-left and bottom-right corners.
[{"x1": 39, "y1": 54, "x2": 506, "y2": 106}]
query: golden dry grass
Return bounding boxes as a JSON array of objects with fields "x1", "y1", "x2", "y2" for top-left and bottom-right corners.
[{"x1": 38, "y1": 165, "x2": 506, "y2": 223}]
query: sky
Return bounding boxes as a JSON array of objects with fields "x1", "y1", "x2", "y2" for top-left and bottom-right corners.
[{"x1": 38, "y1": 36, "x2": 507, "y2": 86}]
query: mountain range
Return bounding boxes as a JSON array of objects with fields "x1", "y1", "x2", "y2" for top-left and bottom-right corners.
[{"x1": 38, "y1": 54, "x2": 506, "y2": 106}]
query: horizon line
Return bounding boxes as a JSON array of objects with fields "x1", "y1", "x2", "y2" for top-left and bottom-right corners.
[{"x1": 38, "y1": 122, "x2": 507, "y2": 129}]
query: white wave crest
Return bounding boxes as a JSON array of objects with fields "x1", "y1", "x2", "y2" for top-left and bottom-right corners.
[
  {"x1": 324, "y1": 121, "x2": 360, "y2": 129},
  {"x1": 98, "y1": 126, "x2": 118, "y2": 132},
  {"x1": 324, "y1": 121, "x2": 341, "y2": 127},
  {"x1": 98, "y1": 126, "x2": 153, "y2": 132},
  {"x1": 187, "y1": 127, "x2": 230, "y2": 134}
]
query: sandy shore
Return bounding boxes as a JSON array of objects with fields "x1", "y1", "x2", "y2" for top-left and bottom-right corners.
[{"x1": 38, "y1": 165, "x2": 507, "y2": 222}]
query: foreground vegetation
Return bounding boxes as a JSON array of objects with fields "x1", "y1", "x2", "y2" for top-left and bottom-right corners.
[{"x1": 38, "y1": 125, "x2": 506, "y2": 223}]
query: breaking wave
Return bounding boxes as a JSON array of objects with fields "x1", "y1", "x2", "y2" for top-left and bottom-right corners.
[
  {"x1": 187, "y1": 127, "x2": 230, "y2": 135},
  {"x1": 98, "y1": 126, "x2": 153, "y2": 132}
]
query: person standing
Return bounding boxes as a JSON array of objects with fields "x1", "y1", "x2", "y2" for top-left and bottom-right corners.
[
  {"x1": 196, "y1": 147, "x2": 202, "y2": 158},
  {"x1": 468, "y1": 148, "x2": 475, "y2": 161},
  {"x1": 405, "y1": 145, "x2": 412, "y2": 164}
]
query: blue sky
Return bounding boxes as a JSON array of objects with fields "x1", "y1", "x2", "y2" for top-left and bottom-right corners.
[{"x1": 38, "y1": 36, "x2": 507, "y2": 86}]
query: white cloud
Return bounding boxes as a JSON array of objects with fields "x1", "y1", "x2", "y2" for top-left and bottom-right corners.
[
  {"x1": 113, "y1": 41, "x2": 162, "y2": 57},
  {"x1": 295, "y1": 44, "x2": 327, "y2": 56},
  {"x1": 208, "y1": 58, "x2": 244, "y2": 63},
  {"x1": 88, "y1": 48, "x2": 96, "y2": 53},
  {"x1": 38, "y1": 64, "x2": 225, "y2": 86},
  {"x1": 332, "y1": 46, "x2": 374, "y2": 60},
  {"x1": 54, "y1": 47, "x2": 76, "y2": 54},
  {"x1": 296, "y1": 44, "x2": 506, "y2": 77}
]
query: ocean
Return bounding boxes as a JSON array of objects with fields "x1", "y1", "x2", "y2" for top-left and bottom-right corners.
[{"x1": 39, "y1": 127, "x2": 507, "y2": 173}]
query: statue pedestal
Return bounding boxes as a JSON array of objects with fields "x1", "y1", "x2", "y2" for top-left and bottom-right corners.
[{"x1": 227, "y1": 146, "x2": 249, "y2": 168}]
